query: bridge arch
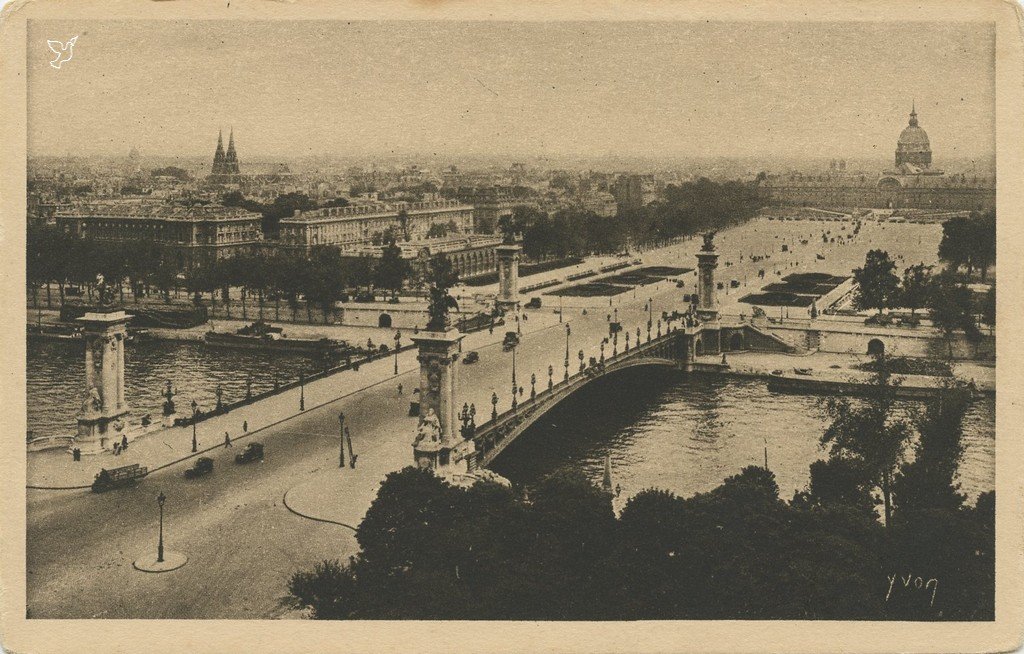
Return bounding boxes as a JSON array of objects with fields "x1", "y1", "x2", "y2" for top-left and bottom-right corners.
[
  {"x1": 473, "y1": 353, "x2": 679, "y2": 469},
  {"x1": 729, "y1": 333, "x2": 743, "y2": 351},
  {"x1": 378, "y1": 313, "x2": 393, "y2": 328}
]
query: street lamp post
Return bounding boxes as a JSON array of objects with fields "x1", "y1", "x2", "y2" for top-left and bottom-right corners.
[
  {"x1": 530, "y1": 373, "x2": 536, "y2": 400},
  {"x1": 491, "y1": 392, "x2": 498, "y2": 421},
  {"x1": 559, "y1": 295, "x2": 563, "y2": 323},
  {"x1": 613, "y1": 330, "x2": 618, "y2": 356},
  {"x1": 600, "y1": 338, "x2": 606, "y2": 363},
  {"x1": 511, "y1": 344, "x2": 518, "y2": 411},
  {"x1": 564, "y1": 324, "x2": 571, "y2": 382},
  {"x1": 637, "y1": 326, "x2": 641, "y2": 346},
  {"x1": 299, "y1": 370, "x2": 305, "y2": 411},
  {"x1": 625, "y1": 331, "x2": 630, "y2": 352},
  {"x1": 156, "y1": 491, "x2": 166, "y2": 563},
  {"x1": 394, "y1": 330, "x2": 401, "y2": 376},
  {"x1": 578, "y1": 349, "x2": 585, "y2": 373},
  {"x1": 657, "y1": 319, "x2": 662, "y2": 338},
  {"x1": 547, "y1": 364, "x2": 553, "y2": 391},
  {"x1": 190, "y1": 400, "x2": 198, "y2": 453},
  {"x1": 338, "y1": 412, "x2": 345, "y2": 468}
]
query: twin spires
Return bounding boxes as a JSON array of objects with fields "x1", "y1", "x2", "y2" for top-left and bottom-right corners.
[{"x1": 211, "y1": 127, "x2": 240, "y2": 177}]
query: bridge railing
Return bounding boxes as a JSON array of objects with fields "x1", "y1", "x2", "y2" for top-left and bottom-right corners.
[{"x1": 466, "y1": 327, "x2": 683, "y2": 469}]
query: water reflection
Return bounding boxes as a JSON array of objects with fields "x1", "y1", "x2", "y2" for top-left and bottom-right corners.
[{"x1": 489, "y1": 368, "x2": 995, "y2": 504}]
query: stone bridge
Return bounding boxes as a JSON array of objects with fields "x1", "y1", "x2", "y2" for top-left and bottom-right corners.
[{"x1": 464, "y1": 325, "x2": 696, "y2": 472}]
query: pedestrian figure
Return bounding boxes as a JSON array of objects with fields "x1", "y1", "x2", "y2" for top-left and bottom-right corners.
[
  {"x1": 113, "y1": 443, "x2": 121, "y2": 456},
  {"x1": 224, "y1": 431, "x2": 232, "y2": 447},
  {"x1": 121, "y1": 435, "x2": 128, "y2": 451},
  {"x1": 72, "y1": 447, "x2": 81, "y2": 462},
  {"x1": 398, "y1": 383, "x2": 403, "y2": 395},
  {"x1": 242, "y1": 420, "x2": 248, "y2": 433}
]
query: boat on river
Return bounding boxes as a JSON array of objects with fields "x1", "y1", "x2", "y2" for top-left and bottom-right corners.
[{"x1": 205, "y1": 321, "x2": 347, "y2": 355}]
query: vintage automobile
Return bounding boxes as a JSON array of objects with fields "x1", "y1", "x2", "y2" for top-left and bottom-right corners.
[
  {"x1": 463, "y1": 351, "x2": 480, "y2": 364},
  {"x1": 234, "y1": 442, "x2": 264, "y2": 464},
  {"x1": 502, "y1": 331, "x2": 520, "y2": 352},
  {"x1": 184, "y1": 457, "x2": 214, "y2": 479},
  {"x1": 525, "y1": 297, "x2": 542, "y2": 309},
  {"x1": 91, "y1": 463, "x2": 148, "y2": 493}
]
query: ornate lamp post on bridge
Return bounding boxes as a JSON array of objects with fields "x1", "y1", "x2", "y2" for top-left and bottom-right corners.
[
  {"x1": 657, "y1": 319, "x2": 662, "y2": 338},
  {"x1": 636, "y1": 326, "x2": 641, "y2": 346},
  {"x1": 299, "y1": 370, "x2": 305, "y2": 411},
  {"x1": 564, "y1": 323, "x2": 571, "y2": 382},
  {"x1": 190, "y1": 399, "x2": 198, "y2": 453},
  {"x1": 600, "y1": 338, "x2": 606, "y2": 363},
  {"x1": 530, "y1": 373, "x2": 536, "y2": 400},
  {"x1": 393, "y1": 330, "x2": 402, "y2": 376},
  {"x1": 510, "y1": 342, "x2": 518, "y2": 411},
  {"x1": 548, "y1": 364, "x2": 554, "y2": 391},
  {"x1": 625, "y1": 331, "x2": 630, "y2": 352},
  {"x1": 613, "y1": 330, "x2": 618, "y2": 356},
  {"x1": 491, "y1": 392, "x2": 498, "y2": 421},
  {"x1": 156, "y1": 491, "x2": 166, "y2": 563}
]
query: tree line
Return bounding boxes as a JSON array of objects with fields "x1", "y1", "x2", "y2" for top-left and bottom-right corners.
[
  {"x1": 853, "y1": 249, "x2": 994, "y2": 343},
  {"x1": 286, "y1": 365, "x2": 992, "y2": 620},
  {"x1": 516, "y1": 178, "x2": 763, "y2": 261},
  {"x1": 938, "y1": 212, "x2": 996, "y2": 281},
  {"x1": 27, "y1": 226, "x2": 414, "y2": 323}
]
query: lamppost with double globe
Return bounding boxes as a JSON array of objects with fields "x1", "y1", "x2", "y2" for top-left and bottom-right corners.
[
  {"x1": 393, "y1": 330, "x2": 401, "y2": 376},
  {"x1": 190, "y1": 400, "x2": 198, "y2": 453},
  {"x1": 564, "y1": 323, "x2": 571, "y2": 382},
  {"x1": 156, "y1": 491, "x2": 166, "y2": 563},
  {"x1": 510, "y1": 341, "x2": 518, "y2": 410}
]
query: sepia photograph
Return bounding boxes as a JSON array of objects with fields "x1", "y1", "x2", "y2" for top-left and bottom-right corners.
[{"x1": 2, "y1": 1, "x2": 1023, "y2": 652}]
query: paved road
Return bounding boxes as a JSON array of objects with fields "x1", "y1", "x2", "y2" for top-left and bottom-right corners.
[{"x1": 26, "y1": 217, "x2": 945, "y2": 619}]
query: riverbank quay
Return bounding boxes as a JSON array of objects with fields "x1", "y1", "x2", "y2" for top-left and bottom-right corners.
[
  {"x1": 26, "y1": 308, "x2": 562, "y2": 491},
  {"x1": 698, "y1": 350, "x2": 995, "y2": 395}
]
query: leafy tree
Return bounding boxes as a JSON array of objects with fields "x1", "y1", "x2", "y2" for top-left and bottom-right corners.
[
  {"x1": 374, "y1": 236, "x2": 410, "y2": 299},
  {"x1": 425, "y1": 222, "x2": 449, "y2": 239},
  {"x1": 820, "y1": 360, "x2": 914, "y2": 529},
  {"x1": 980, "y1": 284, "x2": 995, "y2": 328},
  {"x1": 899, "y1": 263, "x2": 932, "y2": 316},
  {"x1": 970, "y1": 212, "x2": 996, "y2": 281},
  {"x1": 892, "y1": 381, "x2": 972, "y2": 515},
  {"x1": 853, "y1": 250, "x2": 900, "y2": 315},
  {"x1": 927, "y1": 269, "x2": 980, "y2": 356}
]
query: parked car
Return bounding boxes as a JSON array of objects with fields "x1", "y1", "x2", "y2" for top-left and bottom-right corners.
[
  {"x1": 184, "y1": 457, "x2": 214, "y2": 479},
  {"x1": 463, "y1": 351, "x2": 480, "y2": 364},
  {"x1": 525, "y1": 297, "x2": 542, "y2": 309},
  {"x1": 234, "y1": 442, "x2": 264, "y2": 464}
]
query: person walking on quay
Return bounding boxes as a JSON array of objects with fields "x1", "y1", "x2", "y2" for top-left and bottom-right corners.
[
  {"x1": 121, "y1": 435, "x2": 128, "y2": 452},
  {"x1": 242, "y1": 420, "x2": 248, "y2": 433},
  {"x1": 224, "y1": 431, "x2": 232, "y2": 448},
  {"x1": 398, "y1": 383, "x2": 403, "y2": 396}
]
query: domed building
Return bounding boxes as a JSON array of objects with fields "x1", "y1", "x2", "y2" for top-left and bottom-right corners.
[
  {"x1": 894, "y1": 104, "x2": 932, "y2": 171},
  {"x1": 759, "y1": 103, "x2": 995, "y2": 212}
]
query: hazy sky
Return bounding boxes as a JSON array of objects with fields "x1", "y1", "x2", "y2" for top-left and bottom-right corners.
[{"x1": 27, "y1": 20, "x2": 995, "y2": 161}]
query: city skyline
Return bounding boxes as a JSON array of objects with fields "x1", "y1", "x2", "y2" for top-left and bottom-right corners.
[{"x1": 27, "y1": 20, "x2": 995, "y2": 161}]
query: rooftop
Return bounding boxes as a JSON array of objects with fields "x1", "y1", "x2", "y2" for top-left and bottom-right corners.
[
  {"x1": 56, "y1": 203, "x2": 261, "y2": 221},
  {"x1": 282, "y1": 200, "x2": 473, "y2": 224}
]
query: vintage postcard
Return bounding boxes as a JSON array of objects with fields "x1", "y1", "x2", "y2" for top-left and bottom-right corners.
[{"x1": 1, "y1": 0, "x2": 1022, "y2": 652}]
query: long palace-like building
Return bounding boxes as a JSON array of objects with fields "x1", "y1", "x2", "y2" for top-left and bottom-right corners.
[
  {"x1": 55, "y1": 202, "x2": 263, "y2": 268},
  {"x1": 760, "y1": 106, "x2": 995, "y2": 212}
]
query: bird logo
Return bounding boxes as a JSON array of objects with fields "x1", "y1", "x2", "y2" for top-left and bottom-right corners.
[{"x1": 47, "y1": 36, "x2": 78, "y2": 69}]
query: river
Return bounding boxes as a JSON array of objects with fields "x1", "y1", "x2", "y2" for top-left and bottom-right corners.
[
  {"x1": 27, "y1": 339, "x2": 318, "y2": 441},
  {"x1": 488, "y1": 367, "x2": 995, "y2": 505}
]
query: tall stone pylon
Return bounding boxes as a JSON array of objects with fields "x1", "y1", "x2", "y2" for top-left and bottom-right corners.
[
  {"x1": 74, "y1": 310, "x2": 132, "y2": 454},
  {"x1": 495, "y1": 244, "x2": 521, "y2": 315},
  {"x1": 411, "y1": 328, "x2": 467, "y2": 471},
  {"x1": 696, "y1": 232, "x2": 720, "y2": 323}
]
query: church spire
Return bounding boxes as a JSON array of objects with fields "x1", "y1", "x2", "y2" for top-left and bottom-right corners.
[{"x1": 909, "y1": 101, "x2": 918, "y2": 127}]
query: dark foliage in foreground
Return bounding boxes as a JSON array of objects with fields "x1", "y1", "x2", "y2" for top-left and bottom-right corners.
[{"x1": 288, "y1": 461, "x2": 994, "y2": 620}]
